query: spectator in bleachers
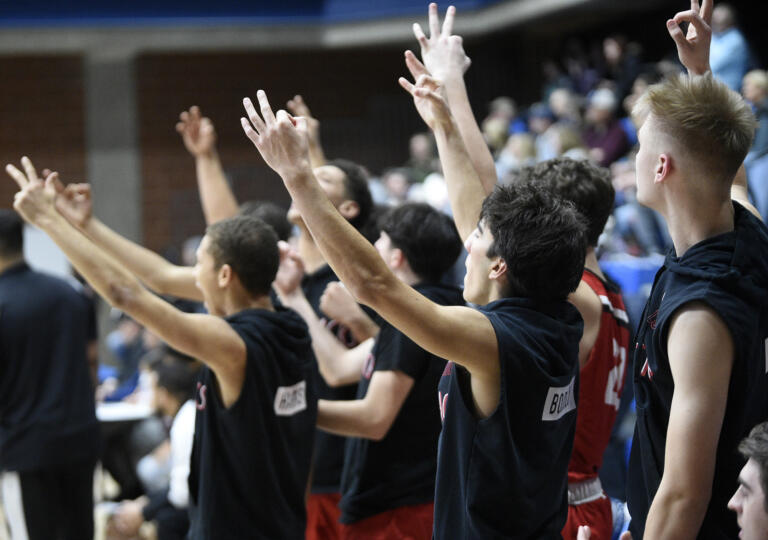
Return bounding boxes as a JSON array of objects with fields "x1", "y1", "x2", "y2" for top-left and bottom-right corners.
[
  {"x1": 405, "y1": 132, "x2": 439, "y2": 183},
  {"x1": 583, "y1": 87, "x2": 630, "y2": 167},
  {"x1": 528, "y1": 102, "x2": 558, "y2": 161},
  {"x1": 710, "y1": 3, "x2": 752, "y2": 91},
  {"x1": 113, "y1": 351, "x2": 198, "y2": 540},
  {"x1": 495, "y1": 132, "x2": 536, "y2": 182},
  {"x1": 743, "y1": 70, "x2": 768, "y2": 217},
  {"x1": 600, "y1": 35, "x2": 643, "y2": 102},
  {"x1": 549, "y1": 87, "x2": 583, "y2": 127}
]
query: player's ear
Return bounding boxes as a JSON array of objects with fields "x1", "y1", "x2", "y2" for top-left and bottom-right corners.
[
  {"x1": 488, "y1": 256, "x2": 507, "y2": 281},
  {"x1": 338, "y1": 200, "x2": 360, "y2": 221},
  {"x1": 218, "y1": 264, "x2": 232, "y2": 288},
  {"x1": 655, "y1": 153, "x2": 672, "y2": 184}
]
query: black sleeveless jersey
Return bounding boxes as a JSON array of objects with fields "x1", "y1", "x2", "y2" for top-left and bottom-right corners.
[
  {"x1": 434, "y1": 297, "x2": 582, "y2": 539},
  {"x1": 187, "y1": 307, "x2": 317, "y2": 539},
  {"x1": 301, "y1": 264, "x2": 360, "y2": 493},
  {"x1": 339, "y1": 283, "x2": 464, "y2": 523},
  {"x1": 628, "y1": 203, "x2": 768, "y2": 539}
]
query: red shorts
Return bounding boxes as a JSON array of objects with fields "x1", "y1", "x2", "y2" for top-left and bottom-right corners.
[
  {"x1": 339, "y1": 502, "x2": 434, "y2": 540},
  {"x1": 306, "y1": 492, "x2": 344, "y2": 540},
  {"x1": 561, "y1": 496, "x2": 612, "y2": 540}
]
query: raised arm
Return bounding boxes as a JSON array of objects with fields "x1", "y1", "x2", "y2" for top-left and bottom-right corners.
[
  {"x1": 286, "y1": 95, "x2": 327, "y2": 168},
  {"x1": 399, "y1": 74, "x2": 486, "y2": 240},
  {"x1": 7, "y1": 158, "x2": 246, "y2": 407},
  {"x1": 52, "y1": 180, "x2": 201, "y2": 301},
  {"x1": 320, "y1": 281, "x2": 380, "y2": 343},
  {"x1": 273, "y1": 243, "x2": 371, "y2": 387},
  {"x1": 177, "y1": 106, "x2": 240, "y2": 224},
  {"x1": 643, "y1": 302, "x2": 733, "y2": 539},
  {"x1": 412, "y1": 3, "x2": 497, "y2": 194},
  {"x1": 240, "y1": 91, "x2": 497, "y2": 379}
]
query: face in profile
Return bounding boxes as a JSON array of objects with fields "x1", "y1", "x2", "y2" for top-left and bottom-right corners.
[
  {"x1": 728, "y1": 458, "x2": 768, "y2": 540},
  {"x1": 462, "y1": 223, "x2": 497, "y2": 305},
  {"x1": 287, "y1": 164, "x2": 348, "y2": 226}
]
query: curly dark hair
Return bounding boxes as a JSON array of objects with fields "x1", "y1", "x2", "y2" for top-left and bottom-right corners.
[
  {"x1": 479, "y1": 181, "x2": 587, "y2": 301},
  {"x1": 517, "y1": 158, "x2": 614, "y2": 247},
  {"x1": 205, "y1": 215, "x2": 279, "y2": 297},
  {"x1": 378, "y1": 203, "x2": 462, "y2": 283}
]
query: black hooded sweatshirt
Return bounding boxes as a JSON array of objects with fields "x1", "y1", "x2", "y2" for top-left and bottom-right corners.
[
  {"x1": 187, "y1": 307, "x2": 317, "y2": 539},
  {"x1": 628, "y1": 202, "x2": 768, "y2": 539}
]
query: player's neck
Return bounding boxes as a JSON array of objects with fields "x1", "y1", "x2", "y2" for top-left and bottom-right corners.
[
  {"x1": 663, "y1": 195, "x2": 734, "y2": 257},
  {"x1": 0, "y1": 255, "x2": 24, "y2": 275},
  {"x1": 583, "y1": 248, "x2": 604, "y2": 280},
  {"x1": 222, "y1": 290, "x2": 273, "y2": 316},
  {"x1": 297, "y1": 230, "x2": 327, "y2": 274}
]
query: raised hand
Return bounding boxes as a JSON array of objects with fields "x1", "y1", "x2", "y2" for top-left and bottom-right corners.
[
  {"x1": 286, "y1": 95, "x2": 320, "y2": 139},
  {"x1": 42, "y1": 167, "x2": 94, "y2": 229},
  {"x1": 273, "y1": 240, "x2": 306, "y2": 299},
  {"x1": 413, "y1": 3, "x2": 471, "y2": 81},
  {"x1": 176, "y1": 106, "x2": 217, "y2": 157},
  {"x1": 241, "y1": 90, "x2": 312, "y2": 181},
  {"x1": 667, "y1": 0, "x2": 712, "y2": 75},
  {"x1": 5, "y1": 157, "x2": 60, "y2": 227},
  {"x1": 399, "y1": 72, "x2": 454, "y2": 133},
  {"x1": 320, "y1": 281, "x2": 364, "y2": 325}
]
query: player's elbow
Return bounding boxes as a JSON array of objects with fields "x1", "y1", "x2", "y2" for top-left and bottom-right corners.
[
  {"x1": 347, "y1": 273, "x2": 393, "y2": 309},
  {"x1": 364, "y1": 419, "x2": 391, "y2": 441},
  {"x1": 105, "y1": 279, "x2": 144, "y2": 311},
  {"x1": 654, "y1": 480, "x2": 712, "y2": 530}
]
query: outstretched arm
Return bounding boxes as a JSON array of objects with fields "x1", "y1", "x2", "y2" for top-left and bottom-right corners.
[
  {"x1": 412, "y1": 3, "x2": 497, "y2": 194},
  {"x1": 286, "y1": 95, "x2": 327, "y2": 168},
  {"x1": 51, "y1": 180, "x2": 201, "y2": 301},
  {"x1": 643, "y1": 302, "x2": 733, "y2": 539},
  {"x1": 317, "y1": 370, "x2": 414, "y2": 440},
  {"x1": 7, "y1": 158, "x2": 246, "y2": 407},
  {"x1": 240, "y1": 91, "x2": 498, "y2": 383},
  {"x1": 177, "y1": 106, "x2": 240, "y2": 224},
  {"x1": 399, "y1": 74, "x2": 486, "y2": 240}
]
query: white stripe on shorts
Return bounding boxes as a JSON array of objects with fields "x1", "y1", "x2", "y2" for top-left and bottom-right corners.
[{"x1": 0, "y1": 472, "x2": 29, "y2": 540}]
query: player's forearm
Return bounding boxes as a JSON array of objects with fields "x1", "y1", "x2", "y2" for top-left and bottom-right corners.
[
  {"x1": 441, "y1": 73, "x2": 498, "y2": 195},
  {"x1": 643, "y1": 485, "x2": 709, "y2": 540},
  {"x1": 345, "y1": 313, "x2": 380, "y2": 343},
  {"x1": 307, "y1": 132, "x2": 327, "y2": 169},
  {"x1": 284, "y1": 170, "x2": 398, "y2": 309},
  {"x1": 84, "y1": 218, "x2": 201, "y2": 300},
  {"x1": 432, "y1": 119, "x2": 488, "y2": 240},
  {"x1": 195, "y1": 151, "x2": 240, "y2": 225},
  {"x1": 317, "y1": 398, "x2": 388, "y2": 440}
]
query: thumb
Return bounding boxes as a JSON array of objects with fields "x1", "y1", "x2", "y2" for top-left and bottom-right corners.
[{"x1": 45, "y1": 172, "x2": 64, "y2": 193}]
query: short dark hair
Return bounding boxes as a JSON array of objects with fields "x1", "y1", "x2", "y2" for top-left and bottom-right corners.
[
  {"x1": 0, "y1": 209, "x2": 23, "y2": 258},
  {"x1": 738, "y1": 421, "x2": 768, "y2": 513},
  {"x1": 379, "y1": 203, "x2": 462, "y2": 283},
  {"x1": 205, "y1": 215, "x2": 279, "y2": 297},
  {"x1": 520, "y1": 158, "x2": 614, "y2": 247},
  {"x1": 239, "y1": 200, "x2": 293, "y2": 242},
  {"x1": 328, "y1": 158, "x2": 373, "y2": 231},
  {"x1": 153, "y1": 348, "x2": 199, "y2": 403},
  {"x1": 479, "y1": 182, "x2": 587, "y2": 301}
]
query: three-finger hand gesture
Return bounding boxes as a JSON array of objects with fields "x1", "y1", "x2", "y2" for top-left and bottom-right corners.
[
  {"x1": 413, "y1": 3, "x2": 471, "y2": 80},
  {"x1": 399, "y1": 68, "x2": 454, "y2": 133},
  {"x1": 41, "y1": 167, "x2": 94, "y2": 229},
  {"x1": 176, "y1": 106, "x2": 217, "y2": 157},
  {"x1": 667, "y1": 0, "x2": 712, "y2": 76},
  {"x1": 5, "y1": 157, "x2": 61, "y2": 228},
  {"x1": 286, "y1": 95, "x2": 320, "y2": 138},
  {"x1": 241, "y1": 90, "x2": 312, "y2": 181}
]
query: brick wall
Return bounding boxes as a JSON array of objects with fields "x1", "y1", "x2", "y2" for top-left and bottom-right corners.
[{"x1": 0, "y1": 55, "x2": 86, "y2": 210}]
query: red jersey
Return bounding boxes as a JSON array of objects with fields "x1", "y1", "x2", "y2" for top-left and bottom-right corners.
[{"x1": 568, "y1": 269, "x2": 631, "y2": 482}]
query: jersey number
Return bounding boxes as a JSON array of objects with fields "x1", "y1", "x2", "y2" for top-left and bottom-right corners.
[{"x1": 604, "y1": 338, "x2": 627, "y2": 411}]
